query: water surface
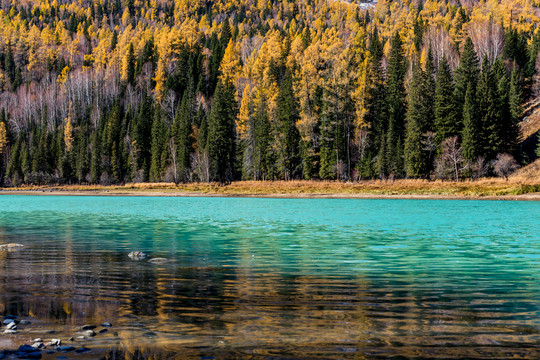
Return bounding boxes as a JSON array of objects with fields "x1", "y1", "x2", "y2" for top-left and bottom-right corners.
[{"x1": 0, "y1": 196, "x2": 539, "y2": 359}]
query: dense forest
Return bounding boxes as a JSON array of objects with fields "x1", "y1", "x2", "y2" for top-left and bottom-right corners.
[{"x1": 0, "y1": 0, "x2": 539, "y2": 185}]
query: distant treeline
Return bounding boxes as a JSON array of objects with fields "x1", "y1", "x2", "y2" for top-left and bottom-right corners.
[{"x1": 0, "y1": 0, "x2": 538, "y2": 185}]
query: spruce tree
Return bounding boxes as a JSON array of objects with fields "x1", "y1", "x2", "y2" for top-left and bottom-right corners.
[
  {"x1": 435, "y1": 57, "x2": 459, "y2": 145},
  {"x1": 208, "y1": 79, "x2": 237, "y2": 183},
  {"x1": 462, "y1": 82, "x2": 479, "y2": 162},
  {"x1": 276, "y1": 71, "x2": 301, "y2": 180},
  {"x1": 149, "y1": 109, "x2": 166, "y2": 182},
  {"x1": 506, "y1": 64, "x2": 522, "y2": 154},
  {"x1": 253, "y1": 94, "x2": 273, "y2": 180},
  {"x1": 385, "y1": 32, "x2": 407, "y2": 178},
  {"x1": 175, "y1": 93, "x2": 193, "y2": 181},
  {"x1": 476, "y1": 56, "x2": 500, "y2": 159},
  {"x1": 405, "y1": 64, "x2": 430, "y2": 178},
  {"x1": 454, "y1": 37, "x2": 480, "y2": 113},
  {"x1": 126, "y1": 43, "x2": 136, "y2": 85}
]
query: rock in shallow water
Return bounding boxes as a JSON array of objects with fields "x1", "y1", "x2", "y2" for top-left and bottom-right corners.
[
  {"x1": 79, "y1": 329, "x2": 96, "y2": 337},
  {"x1": 17, "y1": 345, "x2": 36, "y2": 352},
  {"x1": 0, "y1": 243, "x2": 24, "y2": 251},
  {"x1": 56, "y1": 346, "x2": 76, "y2": 352},
  {"x1": 81, "y1": 325, "x2": 96, "y2": 330},
  {"x1": 5, "y1": 322, "x2": 17, "y2": 330},
  {"x1": 100, "y1": 321, "x2": 112, "y2": 327},
  {"x1": 49, "y1": 338, "x2": 61, "y2": 346},
  {"x1": 148, "y1": 257, "x2": 169, "y2": 263},
  {"x1": 3, "y1": 329, "x2": 17, "y2": 334},
  {"x1": 128, "y1": 251, "x2": 147, "y2": 259}
]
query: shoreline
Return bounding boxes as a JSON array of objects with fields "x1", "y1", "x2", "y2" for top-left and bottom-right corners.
[{"x1": 1, "y1": 188, "x2": 539, "y2": 201}]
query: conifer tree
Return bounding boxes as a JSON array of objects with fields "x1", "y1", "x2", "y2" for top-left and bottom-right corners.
[
  {"x1": 208, "y1": 79, "x2": 237, "y2": 183},
  {"x1": 435, "y1": 57, "x2": 458, "y2": 145},
  {"x1": 454, "y1": 37, "x2": 480, "y2": 113},
  {"x1": 462, "y1": 82, "x2": 479, "y2": 162},
  {"x1": 253, "y1": 94, "x2": 273, "y2": 180},
  {"x1": 476, "y1": 56, "x2": 500, "y2": 159},
  {"x1": 405, "y1": 64, "x2": 430, "y2": 178},
  {"x1": 175, "y1": 93, "x2": 193, "y2": 181},
  {"x1": 276, "y1": 72, "x2": 301, "y2": 180},
  {"x1": 126, "y1": 43, "x2": 136, "y2": 85},
  {"x1": 506, "y1": 65, "x2": 522, "y2": 154},
  {"x1": 149, "y1": 109, "x2": 166, "y2": 182},
  {"x1": 385, "y1": 32, "x2": 407, "y2": 177}
]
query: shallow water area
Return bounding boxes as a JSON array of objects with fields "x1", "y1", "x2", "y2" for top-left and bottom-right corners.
[{"x1": 0, "y1": 196, "x2": 539, "y2": 359}]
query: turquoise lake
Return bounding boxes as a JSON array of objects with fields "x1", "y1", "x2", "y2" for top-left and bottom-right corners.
[{"x1": 0, "y1": 196, "x2": 539, "y2": 359}]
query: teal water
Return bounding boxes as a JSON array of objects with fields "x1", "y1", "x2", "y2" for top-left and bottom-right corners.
[{"x1": 0, "y1": 196, "x2": 539, "y2": 359}]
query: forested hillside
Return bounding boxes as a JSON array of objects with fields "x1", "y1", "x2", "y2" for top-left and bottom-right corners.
[{"x1": 0, "y1": 0, "x2": 539, "y2": 185}]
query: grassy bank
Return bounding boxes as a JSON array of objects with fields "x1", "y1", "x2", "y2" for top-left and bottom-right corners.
[{"x1": 1, "y1": 178, "x2": 540, "y2": 198}]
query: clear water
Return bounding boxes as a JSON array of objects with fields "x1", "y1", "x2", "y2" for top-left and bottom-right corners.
[{"x1": 0, "y1": 196, "x2": 539, "y2": 359}]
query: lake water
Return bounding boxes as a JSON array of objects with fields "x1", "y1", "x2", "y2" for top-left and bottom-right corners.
[{"x1": 0, "y1": 196, "x2": 539, "y2": 359}]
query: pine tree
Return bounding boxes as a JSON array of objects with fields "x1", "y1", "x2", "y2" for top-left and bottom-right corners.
[
  {"x1": 149, "y1": 109, "x2": 166, "y2": 182},
  {"x1": 367, "y1": 29, "x2": 388, "y2": 178},
  {"x1": 253, "y1": 94, "x2": 273, "y2": 180},
  {"x1": 385, "y1": 32, "x2": 407, "y2": 178},
  {"x1": 126, "y1": 43, "x2": 136, "y2": 85},
  {"x1": 175, "y1": 93, "x2": 193, "y2": 181},
  {"x1": 132, "y1": 92, "x2": 153, "y2": 179},
  {"x1": 462, "y1": 82, "x2": 479, "y2": 162},
  {"x1": 476, "y1": 56, "x2": 500, "y2": 159},
  {"x1": 208, "y1": 79, "x2": 237, "y2": 183},
  {"x1": 405, "y1": 64, "x2": 430, "y2": 178},
  {"x1": 276, "y1": 72, "x2": 301, "y2": 180},
  {"x1": 454, "y1": 37, "x2": 480, "y2": 113},
  {"x1": 506, "y1": 64, "x2": 522, "y2": 154},
  {"x1": 90, "y1": 129, "x2": 101, "y2": 183},
  {"x1": 434, "y1": 57, "x2": 459, "y2": 145}
]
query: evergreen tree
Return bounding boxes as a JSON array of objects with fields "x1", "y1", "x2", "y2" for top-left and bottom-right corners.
[
  {"x1": 462, "y1": 82, "x2": 479, "y2": 162},
  {"x1": 175, "y1": 93, "x2": 193, "y2": 181},
  {"x1": 253, "y1": 94, "x2": 273, "y2": 180},
  {"x1": 276, "y1": 71, "x2": 301, "y2": 180},
  {"x1": 434, "y1": 57, "x2": 458, "y2": 145},
  {"x1": 506, "y1": 64, "x2": 522, "y2": 154},
  {"x1": 405, "y1": 64, "x2": 430, "y2": 178},
  {"x1": 476, "y1": 56, "x2": 500, "y2": 159},
  {"x1": 132, "y1": 92, "x2": 153, "y2": 179},
  {"x1": 110, "y1": 30, "x2": 118, "y2": 52},
  {"x1": 385, "y1": 32, "x2": 407, "y2": 177},
  {"x1": 126, "y1": 43, "x2": 136, "y2": 85},
  {"x1": 454, "y1": 37, "x2": 479, "y2": 121},
  {"x1": 149, "y1": 109, "x2": 166, "y2": 182},
  {"x1": 208, "y1": 79, "x2": 237, "y2": 183}
]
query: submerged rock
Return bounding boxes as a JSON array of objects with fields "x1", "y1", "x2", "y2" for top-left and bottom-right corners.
[
  {"x1": 148, "y1": 257, "x2": 169, "y2": 263},
  {"x1": 100, "y1": 321, "x2": 112, "y2": 327},
  {"x1": 56, "y1": 346, "x2": 76, "y2": 352},
  {"x1": 80, "y1": 325, "x2": 96, "y2": 330},
  {"x1": 75, "y1": 347, "x2": 91, "y2": 353},
  {"x1": 78, "y1": 329, "x2": 96, "y2": 337},
  {"x1": 128, "y1": 251, "x2": 147, "y2": 260},
  {"x1": 17, "y1": 345, "x2": 35, "y2": 352},
  {"x1": 0, "y1": 243, "x2": 24, "y2": 251}
]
